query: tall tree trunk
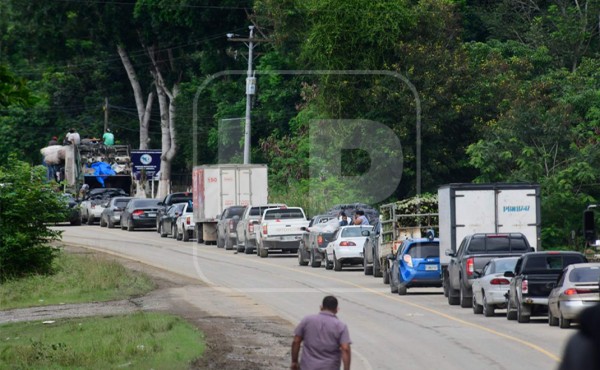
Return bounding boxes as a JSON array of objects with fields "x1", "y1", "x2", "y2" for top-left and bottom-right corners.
[
  {"x1": 155, "y1": 83, "x2": 179, "y2": 198},
  {"x1": 117, "y1": 44, "x2": 154, "y2": 150}
]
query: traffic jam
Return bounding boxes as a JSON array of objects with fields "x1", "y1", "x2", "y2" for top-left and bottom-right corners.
[{"x1": 70, "y1": 164, "x2": 600, "y2": 332}]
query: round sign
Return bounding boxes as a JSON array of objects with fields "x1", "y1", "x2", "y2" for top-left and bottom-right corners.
[{"x1": 140, "y1": 154, "x2": 152, "y2": 165}]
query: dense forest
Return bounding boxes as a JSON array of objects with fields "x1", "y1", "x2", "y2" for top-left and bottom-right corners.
[{"x1": 1, "y1": 0, "x2": 600, "y2": 249}]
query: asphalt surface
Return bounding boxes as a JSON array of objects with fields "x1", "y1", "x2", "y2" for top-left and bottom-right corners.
[{"x1": 59, "y1": 226, "x2": 573, "y2": 370}]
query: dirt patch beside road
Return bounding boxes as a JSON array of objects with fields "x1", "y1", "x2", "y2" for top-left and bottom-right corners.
[{"x1": 0, "y1": 245, "x2": 292, "y2": 370}]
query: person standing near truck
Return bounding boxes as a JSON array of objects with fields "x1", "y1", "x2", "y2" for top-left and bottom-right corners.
[{"x1": 291, "y1": 295, "x2": 352, "y2": 370}]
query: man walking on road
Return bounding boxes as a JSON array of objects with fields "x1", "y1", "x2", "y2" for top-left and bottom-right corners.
[{"x1": 291, "y1": 295, "x2": 351, "y2": 370}]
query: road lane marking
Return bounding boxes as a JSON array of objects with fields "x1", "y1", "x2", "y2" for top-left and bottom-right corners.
[{"x1": 61, "y1": 236, "x2": 561, "y2": 363}]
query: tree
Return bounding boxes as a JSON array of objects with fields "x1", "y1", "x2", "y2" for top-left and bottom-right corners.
[{"x1": 0, "y1": 157, "x2": 64, "y2": 280}]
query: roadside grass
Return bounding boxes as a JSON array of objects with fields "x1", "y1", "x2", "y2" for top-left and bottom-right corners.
[
  {"x1": 0, "y1": 312, "x2": 205, "y2": 369},
  {"x1": 0, "y1": 251, "x2": 155, "y2": 310}
]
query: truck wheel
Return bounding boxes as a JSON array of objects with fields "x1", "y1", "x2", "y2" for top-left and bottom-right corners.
[
  {"x1": 382, "y1": 264, "x2": 390, "y2": 285},
  {"x1": 183, "y1": 229, "x2": 190, "y2": 242},
  {"x1": 244, "y1": 238, "x2": 253, "y2": 254},
  {"x1": 397, "y1": 284, "x2": 407, "y2": 296},
  {"x1": 373, "y1": 251, "x2": 382, "y2": 278},
  {"x1": 460, "y1": 284, "x2": 472, "y2": 308},
  {"x1": 298, "y1": 248, "x2": 308, "y2": 266},
  {"x1": 159, "y1": 223, "x2": 167, "y2": 237},
  {"x1": 559, "y1": 311, "x2": 571, "y2": 329},
  {"x1": 100, "y1": 216, "x2": 106, "y2": 227},
  {"x1": 127, "y1": 221, "x2": 134, "y2": 232},
  {"x1": 390, "y1": 274, "x2": 398, "y2": 293},
  {"x1": 447, "y1": 287, "x2": 460, "y2": 306},
  {"x1": 309, "y1": 250, "x2": 321, "y2": 268},
  {"x1": 517, "y1": 300, "x2": 530, "y2": 323},
  {"x1": 87, "y1": 215, "x2": 94, "y2": 225},
  {"x1": 259, "y1": 244, "x2": 268, "y2": 258},
  {"x1": 506, "y1": 296, "x2": 517, "y2": 320},
  {"x1": 483, "y1": 294, "x2": 495, "y2": 317},
  {"x1": 225, "y1": 237, "x2": 233, "y2": 250},
  {"x1": 107, "y1": 218, "x2": 114, "y2": 229},
  {"x1": 217, "y1": 234, "x2": 225, "y2": 248},
  {"x1": 333, "y1": 253, "x2": 342, "y2": 271},
  {"x1": 548, "y1": 308, "x2": 559, "y2": 326},
  {"x1": 195, "y1": 225, "x2": 202, "y2": 244},
  {"x1": 363, "y1": 252, "x2": 373, "y2": 275},
  {"x1": 172, "y1": 225, "x2": 177, "y2": 239},
  {"x1": 176, "y1": 227, "x2": 183, "y2": 241},
  {"x1": 472, "y1": 293, "x2": 483, "y2": 314}
]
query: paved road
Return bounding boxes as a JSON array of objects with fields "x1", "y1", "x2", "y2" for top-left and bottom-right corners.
[{"x1": 60, "y1": 226, "x2": 571, "y2": 370}]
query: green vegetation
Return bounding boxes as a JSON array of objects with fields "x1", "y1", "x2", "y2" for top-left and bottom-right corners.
[
  {"x1": 0, "y1": 312, "x2": 205, "y2": 369},
  {"x1": 0, "y1": 158, "x2": 66, "y2": 281},
  {"x1": 2, "y1": 1, "x2": 600, "y2": 248},
  {"x1": 0, "y1": 252, "x2": 154, "y2": 310}
]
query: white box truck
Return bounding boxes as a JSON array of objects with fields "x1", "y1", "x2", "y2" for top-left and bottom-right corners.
[
  {"x1": 192, "y1": 164, "x2": 268, "y2": 244},
  {"x1": 438, "y1": 183, "x2": 541, "y2": 271}
]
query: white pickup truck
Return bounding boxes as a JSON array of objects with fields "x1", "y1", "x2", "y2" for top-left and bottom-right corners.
[{"x1": 256, "y1": 207, "x2": 309, "y2": 258}]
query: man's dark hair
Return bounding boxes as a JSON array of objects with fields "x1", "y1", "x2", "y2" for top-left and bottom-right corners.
[
  {"x1": 322, "y1": 295, "x2": 338, "y2": 311},
  {"x1": 356, "y1": 210, "x2": 364, "y2": 216},
  {"x1": 340, "y1": 211, "x2": 346, "y2": 217}
]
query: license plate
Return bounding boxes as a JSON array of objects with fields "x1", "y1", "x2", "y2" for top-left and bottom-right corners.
[
  {"x1": 425, "y1": 265, "x2": 438, "y2": 271},
  {"x1": 147, "y1": 213, "x2": 156, "y2": 217}
]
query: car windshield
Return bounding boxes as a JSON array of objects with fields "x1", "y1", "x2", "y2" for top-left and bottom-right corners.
[
  {"x1": 341, "y1": 226, "x2": 373, "y2": 238},
  {"x1": 250, "y1": 206, "x2": 281, "y2": 216},
  {"x1": 526, "y1": 255, "x2": 584, "y2": 271},
  {"x1": 115, "y1": 199, "x2": 130, "y2": 208},
  {"x1": 170, "y1": 196, "x2": 192, "y2": 204},
  {"x1": 229, "y1": 207, "x2": 245, "y2": 217},
  {"x1": 263, "y1": 209, "x2": 304, "y2": 220},
  {"x1": 492, "y1": 258, "x2": 518, "y2": 273},
  {"x1": 132, "y1": 199, "x2": 160, "y2": 207},
  {"x1": 406, "y1": 242, "x2": 439, "y2": 258},
  {"x1": 568, "y1": 266, "x2": 600, "y2": 283}
]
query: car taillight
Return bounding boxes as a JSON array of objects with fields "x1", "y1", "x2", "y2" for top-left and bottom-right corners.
[
  {"x1": 262, "y1": 224, "x2": 268, "y2": 235},
  {"x1": 466, "y1": 258, "x2": 474, "y2": 277},
  {"x1": 565, "y1": 288, "x2": 594, "y2": 295},
  {"x1": 186, "y1": 217, "x2": 191, "y2": 225},
  {"x1": 403, "y1": 254, "x2": 413, "y2": 267},
  {"x1": 490, "y1": 278, "x2": 510, "y2": 285},
  {"x1": 317, "y1": 235, "x2": 323, "y2": 244},
  {"x1": 249, "y1": 224, "x2": 254, "y2": 233},
  {"x1": 521, "y1": 279, "x2": 528, "y2": 294},
  {"x1": 339, "y1": 241, "x2": 356, "y2": 247},
  {"x1": 228, "y1": 219, "x2": 234, "y2": 231},
  {"x1": 132, "y1": 210, "x2": 144, "y2": 216}
]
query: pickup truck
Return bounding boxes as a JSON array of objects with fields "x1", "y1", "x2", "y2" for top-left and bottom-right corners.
[
  {"x1": 505, "y1": 251, "x2": 587, "y2": 323},
  {"x1": 235, "y1": 204, "x2": 285, "y2": 254},
  {"x1": 298, "y1": 215, "x2": 338, "y2": 268},
  {"x1": 256, "y1": 207, "x2": 309, "y2": 258},
  {"x1": 446, "y1": 233, "x2": 533, "y2": 308}
]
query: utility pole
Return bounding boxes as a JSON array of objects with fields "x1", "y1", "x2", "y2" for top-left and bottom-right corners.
[
  {"x1": 103, "y1": 97, "x2": 109, "y2": 132},
  {"x1": 227, "y1": 26, "x2": 267, "y2": 164}
]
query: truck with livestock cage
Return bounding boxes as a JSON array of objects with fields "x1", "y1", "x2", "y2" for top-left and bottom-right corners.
[
  {"x1": 364, "y1": 194, "x2": 438, "y2": 282},
  {"x1": 192, "y1": 164, "x2": 268, "y2": 244}
]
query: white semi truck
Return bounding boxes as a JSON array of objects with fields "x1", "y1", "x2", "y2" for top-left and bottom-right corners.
[
  {"x1": 192, "y1": 164, "x2": 268, "y2": 244},
  {"x1": 438, "y1": 183, "x2": 541, "y2": 293}
]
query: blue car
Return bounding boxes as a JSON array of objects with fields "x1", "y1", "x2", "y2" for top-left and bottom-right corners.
[{"x1": 388, "y1": 235, "x2": 442, "y2": 295}]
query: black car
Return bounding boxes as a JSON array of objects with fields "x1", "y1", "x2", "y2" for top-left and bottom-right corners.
[
  {"x1": 120, "y1": 198, "x2": 161, "y2": 231},
  {"x1": 61, "y1": 193, "x2": 82, "y2": 226},
  {"x1": 216, "y1": 205, "x2": 246, "y2": 250},
  {"x1": 158, "y1": 203, "x2": 185, "y2": 238},
  {"x1": 99, "y1": 196, "x2": 132, "y2": 228},
  {"x1": 156, "y1": 192, "x2": 193, "y2": 232}
]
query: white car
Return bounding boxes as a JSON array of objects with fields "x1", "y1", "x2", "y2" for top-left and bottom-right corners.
[
  {"x1": 174, "y1": 202, "x2": 194, "y2": 242},
  {"x1": 471, "y1": 257, "x2": 519, "y2": 317},
  {"x1": 325, "y1": 225, "x2": 373, "y2": 271}
]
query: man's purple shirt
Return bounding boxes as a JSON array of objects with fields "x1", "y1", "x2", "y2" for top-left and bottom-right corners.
[{"x1": 294, "y1": 311, "x2": 351, "y2": 370}]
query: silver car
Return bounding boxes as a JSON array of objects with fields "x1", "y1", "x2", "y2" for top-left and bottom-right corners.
[
  {"x1": 548, "y1": 263, "x2": 600, "y2": 328},
  {"x1": 472, "y1": 257, "x2": 519, "y2": 317}
]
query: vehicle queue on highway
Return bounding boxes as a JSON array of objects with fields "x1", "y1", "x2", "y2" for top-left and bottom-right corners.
[{"x1": 67, "y1": 188, "x2": 600, "y2": 333}]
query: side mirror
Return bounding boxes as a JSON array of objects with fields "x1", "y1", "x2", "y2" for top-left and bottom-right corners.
[
  {"x1": 361, "y1": 230, "x2": 371, "y2": 237},
  {"x1": 157, "y1": 201, "x2": 164, "y2": 206},
  {"x1": 504, "y1": 271, "x2": 515, "y2": 278},
  {"x1": 386, "y1": 253, "x2": 395, "y2": 261},
  {"x1": 301, "y1": 226, "x2": 307, "y2": 231},
  {"x1": 445, "y1": 249, "x2": 455, "y2": 257},
  {"x1": 473, "y1": 270, "x2": 482, "y2": 278}
]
